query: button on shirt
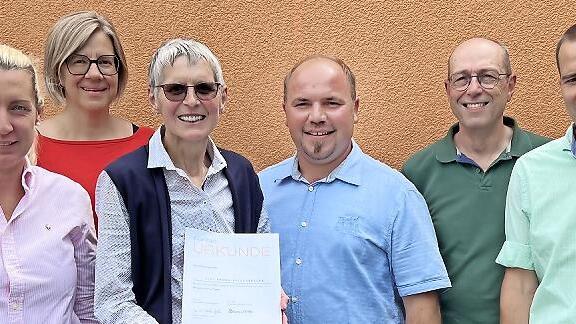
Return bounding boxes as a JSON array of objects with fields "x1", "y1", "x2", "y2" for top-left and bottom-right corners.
[
  {"x1": 0, "y1": 160, "x2": 97, "y2": 324},
  {"x1": 94, "y1": 128, "x2": 270, "y2": 324},
  {"x1": 402, "y1": 117, "x2": 550, "y2": 324},
  {"x1": 259, "y1": 141, "x2": 451, "y2": 324}
]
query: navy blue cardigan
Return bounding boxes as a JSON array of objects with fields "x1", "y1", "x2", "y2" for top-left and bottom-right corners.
[{"x1": 105, "y1": 145, "x2": 263, "y2": 324}]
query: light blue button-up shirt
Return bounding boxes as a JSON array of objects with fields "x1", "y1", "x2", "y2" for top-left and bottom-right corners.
[{"x1": 259, "y1": 141, "x2": 450, "y2": 324}]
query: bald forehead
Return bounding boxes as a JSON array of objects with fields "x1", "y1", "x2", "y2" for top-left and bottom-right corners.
[
  {"x1": 284, "y1": 57, "x2": 354, "y2": 100},
  {"x1": 448, "y1": 38, "x2": 510, "y2": 74},
  {"x1": 289, "y1": 57, "x2": 343, "y2": 81}
]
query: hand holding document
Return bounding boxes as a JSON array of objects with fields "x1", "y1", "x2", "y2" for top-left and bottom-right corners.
[{"x1": 182, "y1": 228, "x2": 282, "y2": 324}]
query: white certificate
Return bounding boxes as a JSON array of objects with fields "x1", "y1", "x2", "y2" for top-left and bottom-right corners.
[{"x1": 182, "y1": 228, "x2": 281, "y2": 324}]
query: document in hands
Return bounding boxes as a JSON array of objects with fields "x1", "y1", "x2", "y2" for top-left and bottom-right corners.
[{"x1": 182, "y1": 228, "x2": 281, "y2": 324}]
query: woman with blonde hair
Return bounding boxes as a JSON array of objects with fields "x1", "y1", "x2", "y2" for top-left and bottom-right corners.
[
  {"x1": 0, "y1": 44, "x2": 97, "y2": 323},
  {"x1": 37, "y1": 11, "x2": 154, "y2": 225}
]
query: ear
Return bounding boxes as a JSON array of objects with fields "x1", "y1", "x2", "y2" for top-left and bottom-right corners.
[
  {"x1": 283, "y1": 101, "x2": 288, "y2": 126},
  {"x1": 148, "y1": 87, "x2": 160, "y2": 114},
  {"x1": 506, "y1": 74, "x2": 517, "y2": 102},
  {"x1": 35, "y1": 103, "x2": 43, "y2": 124},
  {"x1": 219, "y1": 86, "x2": 228, "y2": 113},
  {"x1": 444, "y1": 79, "x2": 450, "y2": 95},
  {"x1": 353, "y1": 97, "x2": 359, "y2": 124}
]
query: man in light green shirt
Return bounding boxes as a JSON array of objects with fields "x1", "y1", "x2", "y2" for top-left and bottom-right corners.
[{"x1": 497, "y1": 24, "x2": 576, "y2": 323}]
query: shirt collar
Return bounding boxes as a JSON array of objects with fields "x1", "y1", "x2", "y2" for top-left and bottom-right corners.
[
  {"x1": 278, "y1": 139, "x2": 362, "y2": 186},
  {"x1": 561, "y1": 123, "x2": 576, "y2": 158},
  {"x1": 20, "y1": 157, "x2": 34, "y2": 192},
  {"x1": 436, "y1": 116, "x2": 526, "y2": 163},
  {"x1": 147, "y1": 126, "x2": 227, "y2": 176}
]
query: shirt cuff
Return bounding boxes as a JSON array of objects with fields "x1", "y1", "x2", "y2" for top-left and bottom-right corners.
[
  {"x1": 397, "y1": 276, "x2": 452, "y2": 297},
  {"x1": 496, "y1": 240, "x2": 534, "y2": 270}
]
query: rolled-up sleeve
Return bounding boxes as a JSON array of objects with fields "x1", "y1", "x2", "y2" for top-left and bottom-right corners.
[
  {"x1": 496, "y1": 161, "x2": 534, "y2": 270},
  {"x1": 390, "y1": 189, "x2": 452, "y2": 297}
]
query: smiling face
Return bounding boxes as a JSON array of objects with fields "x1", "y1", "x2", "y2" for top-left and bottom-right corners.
[
  {"x1": 283, "y1": 58, "x2": 358, "y2": 172},
  {"x1": 0, "y1": 69, "x2": 38, "y2": 172},
  {"x1": 558, "y1": 39, "x2": 576, "y2": 123},
  {"x1": 445, "y1": 38, "x2": 516, "y2": 131},
  {"x1": 60, "y1": 29, "x2": 118, "y2": 112},
  {"x1": 149, "y1": 56, "x2": 226, "y2": 151}
]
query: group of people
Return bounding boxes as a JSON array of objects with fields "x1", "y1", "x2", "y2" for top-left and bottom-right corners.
[{"x1": 0, "y1": 9, "x2": 574, "y2": 324}]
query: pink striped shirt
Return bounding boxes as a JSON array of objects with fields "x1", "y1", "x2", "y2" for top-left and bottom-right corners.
[{"x1": 0, "y1": 161, "x2": 98, "y2": 324}]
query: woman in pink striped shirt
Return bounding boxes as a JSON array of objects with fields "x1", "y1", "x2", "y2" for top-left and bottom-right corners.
[{"x1": 0, "y1": 44, "x2": 97, "y2": 323}]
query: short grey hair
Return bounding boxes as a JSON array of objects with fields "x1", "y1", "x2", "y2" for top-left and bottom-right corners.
[
  {"x1": 148, "y1": 38, "x2": 225, "y2": 95},
  {"x1": 447, "y1": 37, "x2": 512, "y2": 77}
]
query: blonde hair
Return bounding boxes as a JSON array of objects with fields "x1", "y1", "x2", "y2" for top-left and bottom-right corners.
[
  {"x1": 44, "y1": 11, "x2": 128, "y2": 105},
  {"x1": 0, "y1": 44, "x2": 44, "y2": 164}
]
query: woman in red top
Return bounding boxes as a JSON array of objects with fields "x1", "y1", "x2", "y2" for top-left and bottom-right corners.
[{"x1": 37, "y1": 11, "x2": 154, "y2": 224}]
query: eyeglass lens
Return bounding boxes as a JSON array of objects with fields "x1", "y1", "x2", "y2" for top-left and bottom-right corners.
[
  {"x1": 161, "y1": 83, "x2": 220, "y2": 101},
  {"x1": 450, "y1": 72, "x2": 505, "y2": 90},
  {"x1": 66, "y1": 54, "x2": 119, "y2": 76}
]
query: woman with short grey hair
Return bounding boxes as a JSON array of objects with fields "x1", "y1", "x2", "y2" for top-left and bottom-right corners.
[{"x1": 94, "y1": 38, "x2": 287, "y2": 324}]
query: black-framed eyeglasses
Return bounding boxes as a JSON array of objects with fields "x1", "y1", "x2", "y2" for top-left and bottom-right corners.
[
  {"x1": 65, "y1": 54, "x2": 120, "y2": 76},
  {"x1": 448, "y1": 72, "x2": 509, "y2": 91},
  {"x1": 155, "y1": 82, "x2": 221, "y2": 102}
]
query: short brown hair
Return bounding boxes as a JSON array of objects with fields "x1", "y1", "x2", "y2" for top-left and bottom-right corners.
[
  {"x1": 44, "y1": 11, "x2": 128, "y2": 105},
  {"x1": 556, "y1": 24, "x2": 576, "y2": 74},
  {"x1": 283, "y1": 55, "x2": 356, "y2": 102}
]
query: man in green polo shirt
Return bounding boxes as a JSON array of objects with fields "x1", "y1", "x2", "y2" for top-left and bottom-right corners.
[
  {"x1": 402, "y1": 37, "x2": 549, "y2": 324},
  {"x1": 497, "y1": 24, "x2": 576, "y2": 324}
]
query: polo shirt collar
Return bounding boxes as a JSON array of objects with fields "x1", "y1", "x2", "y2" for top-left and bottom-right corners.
[
  {"x1": 436, "y1": 116, "x2": 525, "y2": 163},
  {"x1": 561, "y1": 123, "x2": 576, "y2": 158},
  {"x1": 277, "y1": 139, "x2": 363, "y2": 186},
  {"x1": 147, "y1": 126, "x2": 227, "y2": 176}
]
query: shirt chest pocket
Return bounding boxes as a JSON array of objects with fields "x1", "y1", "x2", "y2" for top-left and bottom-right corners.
[
  {"x1": 332, "y1": 214, "x2": 373, "y2": 262},
  {"x1": 334, "y1": 214, "x2": 361, "y2": 236}
]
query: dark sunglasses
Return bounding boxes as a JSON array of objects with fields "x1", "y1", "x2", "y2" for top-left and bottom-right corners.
[{"x1": 155, "y1": 82, "x2": 221, "y2": 102}]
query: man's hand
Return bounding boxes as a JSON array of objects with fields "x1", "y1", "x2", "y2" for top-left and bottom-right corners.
[
  {"x1": 403, "y1": 291, "x2": 441, "y2": 324},
  {"x1": 500, "y1": 268, "x2": 538, "y2": 324}
]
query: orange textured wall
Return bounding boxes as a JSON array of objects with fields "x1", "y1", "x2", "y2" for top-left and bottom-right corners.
[{"x1": 1, "y1": 0, "x2": 572, "y2": 170}]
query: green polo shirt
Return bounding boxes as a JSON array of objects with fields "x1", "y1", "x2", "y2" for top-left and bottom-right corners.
[
  {"x1": 496, "y1": 125, "x2": 576, "y2": 323},
  {"x1": 402, "y1": 117, "x2": 549, "y2": 324}
]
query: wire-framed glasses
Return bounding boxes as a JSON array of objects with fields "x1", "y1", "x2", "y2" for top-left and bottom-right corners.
[{"x1": 448, "y1": 71, "x2": 509, "y2": 91}]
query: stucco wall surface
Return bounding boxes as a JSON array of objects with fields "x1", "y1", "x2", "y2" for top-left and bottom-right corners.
[{"x1": 0, "y1": 0, "x2": 573, "y2": 170}]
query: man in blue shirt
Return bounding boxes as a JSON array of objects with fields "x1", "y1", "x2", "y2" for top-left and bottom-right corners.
[{"x1": 259, "y1": 55, "x2": 451, "y2": 324}]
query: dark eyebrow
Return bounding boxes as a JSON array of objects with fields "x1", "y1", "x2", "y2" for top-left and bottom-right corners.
[
  {"x1": 561, "y1": 73, "x2": 576, "y2": 81},
  {"x1": 11, "y1": 99, "x2": 33, "y2": 105}
]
